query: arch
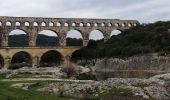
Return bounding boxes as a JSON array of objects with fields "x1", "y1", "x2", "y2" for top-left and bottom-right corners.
[
  {"x1": 80, "y1": 23, "x2": 84, "y2": 27},
  {"x1": 108, "y1": 23, "x2": 112, "y2": 27},
  {"x1": 33, "y1": 22, "x2": 38, "y2": 26},
  {"x1": 89, "y1": 30, "x2": 104, "y2": 40},
  {"x1": 10, "y1": 51, "x2": 32, "y2": 69},
  {"x1": 66, "y1": 30, "x2": 83, "y2": 46},
  {"x1": 0, "y1": 32, "x2": 1, "y2": 46},
  {"x1": 87, "y1": 23, "x2": 91, "y2": 27},
  {"x1": 134, "y1": 23, "x2": 137, "y2": 26},
  {"x1": 6, "y1": 21, "x2": 12, "y2": 26},
  {"x1": 49, "y1": 22, "x2": 54, "y2": 26},
  {"x1": 36, "y1": 30, "x2": 59, "y2": 47},
  {"x1": 8, "y1": 29, "x2": 28, "y2": 47},
  {"x1": 121, "y1": 23, "x2": 125, "y2": 27},
  {"x1": 57, "y1": 22, "x2": 61, "y2": 26},
  {"x1": 64, "y1": 22, "x2": 69, "y2": 27},
  {"x1": 94, "y1": 23, "x2": 98, "y2": 27},
  {"x1": 0, "y1": 55, "x2": 4, "y2": 69},
  {"x1": 128, "y1": 23, "x2": 132, "y2": 27},
  {"x1": 0, "y1": 21, "x2": 2, "y2": 26},
  {"x1": 15, "y1": 22, "x2": 21, "y2": 26},
  {"x1": 110, "y1": 29, "x2": 122, "y2": 37},
  {"x1": 70, "y1": 50, "x2": 82, "y2": 63},
  {"x1": 40, "y1": 50, "x2": 64, "y2": 67},
  {"x1": 25, "y1": 22, "x2": 30, "y2": 26},
  {"x1": 101, "y1": 23, "x2": 105, "y2": 27},
  {"x1": 41, "y1": 22, "x2": 46, "y2": 26},
  {"x1": 72, "y1": 23, "x2": 76, "y2": 27},
  {"x1": 115, "y1": 23, "x2": 119, "y2": 27}
]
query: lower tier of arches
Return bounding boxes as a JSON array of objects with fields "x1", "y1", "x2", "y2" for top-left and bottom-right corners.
[{"x1": 0, "y1": 47, "x2": 79, "y2": 69}]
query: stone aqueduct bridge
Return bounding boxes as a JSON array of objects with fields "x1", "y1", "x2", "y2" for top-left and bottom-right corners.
[{"x1": 0, "y1": 16, "x2": 139, "y2": 69}]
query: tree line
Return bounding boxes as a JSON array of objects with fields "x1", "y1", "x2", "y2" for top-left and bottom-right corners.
[{"x1": 71, "y1": 21, "x2": 170, "y2": 62}]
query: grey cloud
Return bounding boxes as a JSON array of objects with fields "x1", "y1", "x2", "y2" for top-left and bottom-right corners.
[
  {"x1": 0, "y1": 0, "x2": 170, "y2": 23},
  {"x1": 1, "y1": 0, "x2": 170, "y2": 38}
]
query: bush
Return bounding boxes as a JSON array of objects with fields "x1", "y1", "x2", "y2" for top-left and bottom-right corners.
[{"x1": 61, "y1": 63, "x2": 76, "y2": 78}]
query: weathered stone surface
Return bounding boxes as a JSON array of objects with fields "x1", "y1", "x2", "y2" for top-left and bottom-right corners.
[
  {"x1": 0, "y1": 47, "x2": 79, "y2": 69},
  {"x1": 0, "y1": 16, "x2": 139, "y2": 47},
  {"x1": 0, "y1": 69, "x2": 11, "y2": 74},
  {"x1": 73, "y1": 64, "x2": 90, "y2": 74},
  {"x1": 144, "y1": 85, "x2": 170, "y2": 99},
  {"x1": 37, "y1": 73, "x2": 170, "y2": 99},
  {"x1": 6, "y1": 67, "x2": 67, "y2": 78},
  {"x1": 94, "y1": 56, "x2": 170, "y2": 79}
]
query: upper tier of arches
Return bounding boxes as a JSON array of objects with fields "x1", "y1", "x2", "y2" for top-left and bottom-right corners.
[
  {"x1": 0, "y1": 16, "x2": 139, "y2": 28},
  {"x1": 2, "y1": 28, "x2": 124, "y2": 47}
]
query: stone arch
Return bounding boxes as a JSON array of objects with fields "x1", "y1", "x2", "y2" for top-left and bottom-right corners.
[
  {"x1": 128, "y1": 23, "x2": 132, "y2": 27},
  {"x1": 64, "y1": 22, "x2": 69, "y2": 27},
  {"x1": 80, "y1": 22, "x2": 84, "y2": 27},
  {"x1": 10, "y1": 51, "x2": 32, "y2": 69},
  {"x1": 0, "y1": 31, "x2": 2, "y2": 46},
  {"x1": 110, "y1": 29, "x2": 122, "y2": 37},
  {"x1": 66, "y1": 30, "x2": 83, "y2": 46},
  {"x1": 15, "y1": 21, "x2": 21, "y2": 26},
  {"x1": 87, "y1": 23, "x2": 91, "y2": 27},
  {"x1": 25, "y1": 22, "x2": 30, "y2": 26},
  {"x1": 6, "y1": 21, "x2": 12, "y2": 26},
  {"x1": 101, "y1": 23, "x2": 105, "y2": 27},
  {"x1": 36, "y1": 30, "x2": 59, "y2": 47},
  {"x1": 108, "y1": 23, "x2": 112, "y2": 27},
  {"x1": 41, "y1": 22, "x2": 46, "y2": 26},
  {"x1": 40, "y1": 50, "x2": 64, "y2": 67},
  {"x1": 115, "y1": 23, "x2": 119, "y2": 27},
  {"x1": 72, "y1": 22, "x2": 76, "y2": 27},
  {"x1": 49, "y1": 22, "x2": 54, "y2": 26},
  {"x1": 0, "y1": 21, "x2": 2, "y2": 26},
  {"x1": 33, "y1": 22, "x2": 38, "y2": 26},
  {"x1": 57, "y1": 22, "x2": 61, "y2": 26},
  {"x1": 121, "y1": 23, "x2": 126, "y2": 27},
  {"x1": 133, "y1": 23, "x2": 137, "y2": 26},
  {"x1": 70, "y1": 50, "x2": 82, "y2": 63},
  {"x1": 8, "y1": 29, "x2": 29, "y2": 47},
  {"x1": 89, "y1": 29, "x2": 104, "y2": 40},
  {"x1": 94, "y1": 23, "x2": 98, "y2": 27},
  {"x1": 0, "y1": 54, "x2": 4, "y2": 69}
]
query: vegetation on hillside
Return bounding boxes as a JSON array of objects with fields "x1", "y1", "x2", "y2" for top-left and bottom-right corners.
[{"x1": 71, "y1": 21, "x2": 170, "y2": 62}]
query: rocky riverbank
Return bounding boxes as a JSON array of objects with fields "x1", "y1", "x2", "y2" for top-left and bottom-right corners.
[
  {"x1": 94, "y1": 55, "x2": 170, "y2": 79},
  {"x1": 1, "y1": 55, "x2": 170, "y2": 99},
  {"x1": 37, "y1": 73, "x2": 170, "y2": 99}
]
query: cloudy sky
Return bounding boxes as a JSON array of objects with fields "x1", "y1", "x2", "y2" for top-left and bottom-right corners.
[
  {"x1": 1, "y1": 0, "x2": 170, "y2": 39},
  {"x1": 1, "y1": 0, "x2": 170, "y2": 23}
]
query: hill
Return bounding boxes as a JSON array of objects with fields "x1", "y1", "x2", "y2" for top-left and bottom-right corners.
[{"x1": 71, "y1": 21, "x2": 170, "y2": 61}]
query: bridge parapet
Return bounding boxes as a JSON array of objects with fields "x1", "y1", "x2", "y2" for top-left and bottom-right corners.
[{"x1": 0, "y1": 16, "x2": 139, "y2": 27}]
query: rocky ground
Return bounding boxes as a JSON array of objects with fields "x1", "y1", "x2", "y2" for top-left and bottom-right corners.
[
  {"x1": 1, "y1": 55, "x2": 170, "y2": 99},
  {"x1": 36, "y1": 73, "x2": 170, "y2": 99},
  {"x1": 1, "y1": 65, "x2": 91, "y2": 79},
  {"x1": 94, "y1": 55, "x2": 170, "y2": 79},
  {"x1": 1, "y1": 69, "x2": 170, "y2": 99}
]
